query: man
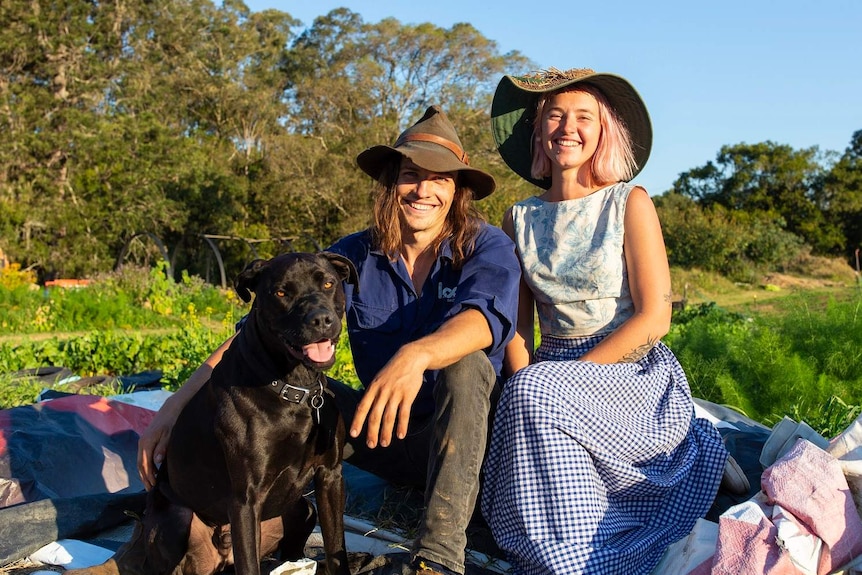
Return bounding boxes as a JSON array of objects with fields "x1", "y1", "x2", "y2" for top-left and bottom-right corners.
[{"x1": 137, "y1": 106, "x2": 521, "y2": 575}]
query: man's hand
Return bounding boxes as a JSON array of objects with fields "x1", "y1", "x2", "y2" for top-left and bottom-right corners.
[
  {"x1": 350, "y1": 346, "x2": 430, "y2": 448},
  {"x1": 350, "y1": 310, "x2": 493, "y2": 448}
]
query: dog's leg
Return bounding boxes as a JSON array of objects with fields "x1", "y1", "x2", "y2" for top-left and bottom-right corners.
[
  {"x1": 145, "y1": 489, "x2": 197, "y2": 575},
  {"x1": 61, "y1": 525, "x2": 142, "y2": 575},
  {"x1": 63, "y1": 488, "x2": 196, "y2": 575},
  {"x1": 176, "y1": 515, "x2": 232, "y2": 575},
  {"x1": 313, "y1": 467, "x2": 350, "y2": 575},
  {"x1": 228, "y1": 501, "x2": 264, "y2": 575},
  {"x1": 277, "y1": 498, "x2": 317, "y2": 561}
]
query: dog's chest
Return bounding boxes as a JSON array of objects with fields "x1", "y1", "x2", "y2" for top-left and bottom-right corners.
[{"x1": 215, "y1": 386, "x2": 320, "y2": 446}]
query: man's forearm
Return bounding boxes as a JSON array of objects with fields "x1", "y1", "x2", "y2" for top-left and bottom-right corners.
[{"x1": 400, "y1": 309, "x2": 492, "y2": 371}]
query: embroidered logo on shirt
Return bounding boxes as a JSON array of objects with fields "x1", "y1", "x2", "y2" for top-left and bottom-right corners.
[{"x1": 438, "y1": 283, "x2": 457, "y2": 301}]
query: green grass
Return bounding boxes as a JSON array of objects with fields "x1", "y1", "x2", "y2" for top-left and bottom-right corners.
[
  {"x1": 666, "y1": 289, "x2": 862, "y2": 436},
  {"x1": 0, "y1": 263, "x2": 242, "y2": 335},
  {"x1": 0, "y1": 263, "x2": 362, "y2": 408},
  {"x1": 2, "y1": 264, "x2": 861, "y2": 438}
]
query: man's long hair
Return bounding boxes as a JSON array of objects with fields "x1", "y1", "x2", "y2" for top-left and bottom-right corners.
[{"x1": 370, "y1": 159, "x2": 484, "y2": 269}]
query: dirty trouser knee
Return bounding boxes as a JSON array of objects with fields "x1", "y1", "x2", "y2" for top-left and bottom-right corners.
[
  {"x1": 328, "y1": 352, "x2": 497, "y2": 574},
  {"x1": 413, "y1": 351, "x2": 497, "y2": 574}
]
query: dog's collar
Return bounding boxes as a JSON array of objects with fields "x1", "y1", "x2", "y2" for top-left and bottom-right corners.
[
  {"x1": 270, "y1": 376, "x2": 324, "y2": 405},
  {"x1": 269, "y1": 376, "x2": 330, "y2": 425}
]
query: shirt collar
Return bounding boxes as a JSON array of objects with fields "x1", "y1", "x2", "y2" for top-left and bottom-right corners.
[{"x1": 369, "y1": 236, "x2": 454, "y2": 262}]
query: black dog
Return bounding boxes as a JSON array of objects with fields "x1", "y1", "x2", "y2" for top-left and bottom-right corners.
[{"x1": 71, "y1": 252, "x2": 356, "y2": 575}]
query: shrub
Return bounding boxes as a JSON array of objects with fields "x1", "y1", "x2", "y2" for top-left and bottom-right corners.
[
  {"x1": 0, "y1": 263, "x2": 37, "y2": 290},
  {"x1": 658, "y1": 194, "x2": 805, "y2": 282}
]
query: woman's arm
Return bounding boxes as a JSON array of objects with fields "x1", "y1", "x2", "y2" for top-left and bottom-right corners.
[
  {"x1": 579, "y1": 187, "x2": 673, "y2": 364},
  {"x1": 501, "y1": 207, "x2": 534, "y2": 377}
]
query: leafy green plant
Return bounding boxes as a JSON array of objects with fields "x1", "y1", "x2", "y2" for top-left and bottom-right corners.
[
  {"x1": 0, "y1": 264, "x2": 244, "y2": 335},
  {"x1": 785, "y1": 395, "x2": 861, "y2": 439},
  {"x1": 329, "y1": 328, "x2": 361, "y2": 391},
  {"x1": 0, "y1": 373, "x2": 44, "y2": 408},
  {"x1": 0, "y1": 263, "x2": 37, "y2": 290},
  {"x1": 667, "y1": 292, "x2": 862, "y2": 431}
]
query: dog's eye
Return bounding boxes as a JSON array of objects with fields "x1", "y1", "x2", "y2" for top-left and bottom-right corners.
[
  {"x1": 275, "y1": 289, "x2": 286, "y2": 297},
  {"x1": 323, "y1": 280, "x2": 334, "y2": 289}
]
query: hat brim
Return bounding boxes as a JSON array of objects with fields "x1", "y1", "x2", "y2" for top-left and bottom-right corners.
[
  {"x1": 491, "y1": 72, "x2": 652, "y2": 189},
  {"x1": 356, "y1": 142, "x2": 496, "y2": 200}
]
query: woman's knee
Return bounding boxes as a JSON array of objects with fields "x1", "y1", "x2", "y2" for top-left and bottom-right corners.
[{"x1": 500, "y1": 365, "x2": 548, "y2": 405}]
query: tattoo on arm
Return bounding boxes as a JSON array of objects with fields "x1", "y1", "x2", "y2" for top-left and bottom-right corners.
[
  {"x1": 621, "y1": 335, "x2": 658, "y2": 363},
  {"x1": 664, "y1": 291, "x2": 674, "y2": 305}
]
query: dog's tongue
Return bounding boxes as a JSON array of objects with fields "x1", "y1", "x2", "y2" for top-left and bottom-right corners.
[{"x1": 303, "y1": 340, "x2": 335, "y2": 363}]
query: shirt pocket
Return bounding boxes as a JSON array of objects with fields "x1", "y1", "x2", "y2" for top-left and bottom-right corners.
[{"x1": 350, "y1": 301, "x2": 402, "y2": 333}]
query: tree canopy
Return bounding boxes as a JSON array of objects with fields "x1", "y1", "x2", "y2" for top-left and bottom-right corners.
[
  {"x1": 0, "y1": 1, "x2": 534, "y2": 279},
  {"x1": 1, "y1": 1, "x2": 859, "y2": 282},
  {"x1": 668, "y1": 139, "x2": 860, "y2": 265}
]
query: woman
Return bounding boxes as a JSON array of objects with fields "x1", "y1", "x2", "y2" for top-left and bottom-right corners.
[{"x1": 480, "y1": 68, "x2": 728, "y2": 574}]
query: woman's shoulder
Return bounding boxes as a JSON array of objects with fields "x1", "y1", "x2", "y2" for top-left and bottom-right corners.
[
  {"x1": 608, "y1": 180, "x2": 649, "y2": 200},
  {"x1": 514, "y1": 194, "x2": 545, "y2": 208},
  {"x1": 508, "y1": 194, "x2": 544, "y2": 218}
]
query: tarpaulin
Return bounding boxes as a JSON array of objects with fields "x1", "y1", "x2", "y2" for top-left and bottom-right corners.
[{"x1": 0, "y1": 394, "x2": 156, "y2": 563}]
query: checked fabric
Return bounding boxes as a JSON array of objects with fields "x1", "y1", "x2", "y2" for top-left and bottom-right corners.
[{"x1": 481, "y1": 337, "x2": 728, "y2": 575}]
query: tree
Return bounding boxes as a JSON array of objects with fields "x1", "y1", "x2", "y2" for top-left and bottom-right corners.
[
  {"x1": 0, "y1": 0, "x2": 299, "y2": 277},
  {"x1": 672, "y1": 142, "x2": 843, "y2": 255},
  {"x1": 274, "y1": 8, "x2": 534, "y2": 242},
  {"x1": 0, "y1": 0, "x2": 137, "y2": 274},
  {"x1": 0, "y1": 2, "x2": 534, "y2": 279},
  {"x1": 819, "y1": 130, "x2": 862, "y2": 263},
  {"x1": 655, "y1": 192, "x2": 804, "y2": 280}
]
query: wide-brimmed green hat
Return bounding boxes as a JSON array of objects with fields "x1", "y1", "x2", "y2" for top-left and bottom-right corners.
[
  {"x1": 491, "y1": 67, "x2": 652, "y2": 189},
  {"x1": 357, "y1": 105, "x2": 496, "y2": 199}
]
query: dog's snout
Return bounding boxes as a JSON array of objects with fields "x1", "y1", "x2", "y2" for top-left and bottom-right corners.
[{"x1": 306, "y1": 308, "x2": 336, "y2": 330}]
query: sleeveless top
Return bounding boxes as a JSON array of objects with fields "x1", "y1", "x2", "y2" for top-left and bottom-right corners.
[{"x1": 510, "y1": 181, "x2": 635, "y2": 338}]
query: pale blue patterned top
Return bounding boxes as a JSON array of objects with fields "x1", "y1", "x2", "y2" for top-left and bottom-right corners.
[{"x1": 511, "y1": 181, "x2": 635, "y2": 338}]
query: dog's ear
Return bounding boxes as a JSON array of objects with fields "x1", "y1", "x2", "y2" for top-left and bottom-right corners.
[
  {"x1": 234, "y1": 259, "x2": 268, "y2": 302},
  {"x1": 320, "y1": 252, "x2": 358, "y2": 292}
]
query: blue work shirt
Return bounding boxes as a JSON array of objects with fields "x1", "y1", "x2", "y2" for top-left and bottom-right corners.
[{"x1": 327, "y1": 223, "x2": 520, "y2": 416}]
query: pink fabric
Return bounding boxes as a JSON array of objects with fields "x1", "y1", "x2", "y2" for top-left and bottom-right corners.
[
  {"x1": 689, "y1": 557, "x2": 713, "y2": 575},
  {"x1": 762, "y1": 439, "x2": 862, "y2": 574},
  {"x1": 702, "y1": 439, "x2": 862, "y2": 575},
  {"x1": 711, "y1": 502, "x2": 804, "y2": 575}
]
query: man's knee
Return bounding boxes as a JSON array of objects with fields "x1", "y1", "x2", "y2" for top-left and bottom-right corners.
[
  {"x1": 439, "y1": 351, "x2": 496, "y2": 400},
  {"x1": 327, "y1": 377, "x2": 361, "y2": 425}
]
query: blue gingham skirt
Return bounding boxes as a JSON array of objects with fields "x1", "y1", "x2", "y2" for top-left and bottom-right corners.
[{"x1": 481, "y1": 336, "x2": 727, "y2": 575}]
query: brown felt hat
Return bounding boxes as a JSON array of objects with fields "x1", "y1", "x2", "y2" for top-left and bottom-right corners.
[
  {"x1": 356, "y1": 105, "x2": 496, "y2": 199},
  {"x1": 491, "y1": 67, "x2": 652, "y2": 189}
]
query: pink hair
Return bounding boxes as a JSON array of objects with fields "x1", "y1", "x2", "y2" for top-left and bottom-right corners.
[{"x1": 530, "y1": 84, "x2": 637, "y2": 184}]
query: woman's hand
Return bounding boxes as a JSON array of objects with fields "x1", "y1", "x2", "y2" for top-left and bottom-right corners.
[
  {"x1": 136, "y1": 333, "x2": 235, "y2": 490},
  {"x1": 137, "y1": 403, "x2": 180, "y2": 490}
]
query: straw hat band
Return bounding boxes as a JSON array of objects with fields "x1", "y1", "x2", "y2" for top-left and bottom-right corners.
[
  {"x1": 396, "y1": 133, "x2": 470, "y2": 165},
  {"x1": 508, "y1": 67, "x2": 599, "y2": 91}
]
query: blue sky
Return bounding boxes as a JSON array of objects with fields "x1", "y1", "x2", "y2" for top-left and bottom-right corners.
[{"x1": 244, "y1": 0, "x2": 862, "y2": 195}]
